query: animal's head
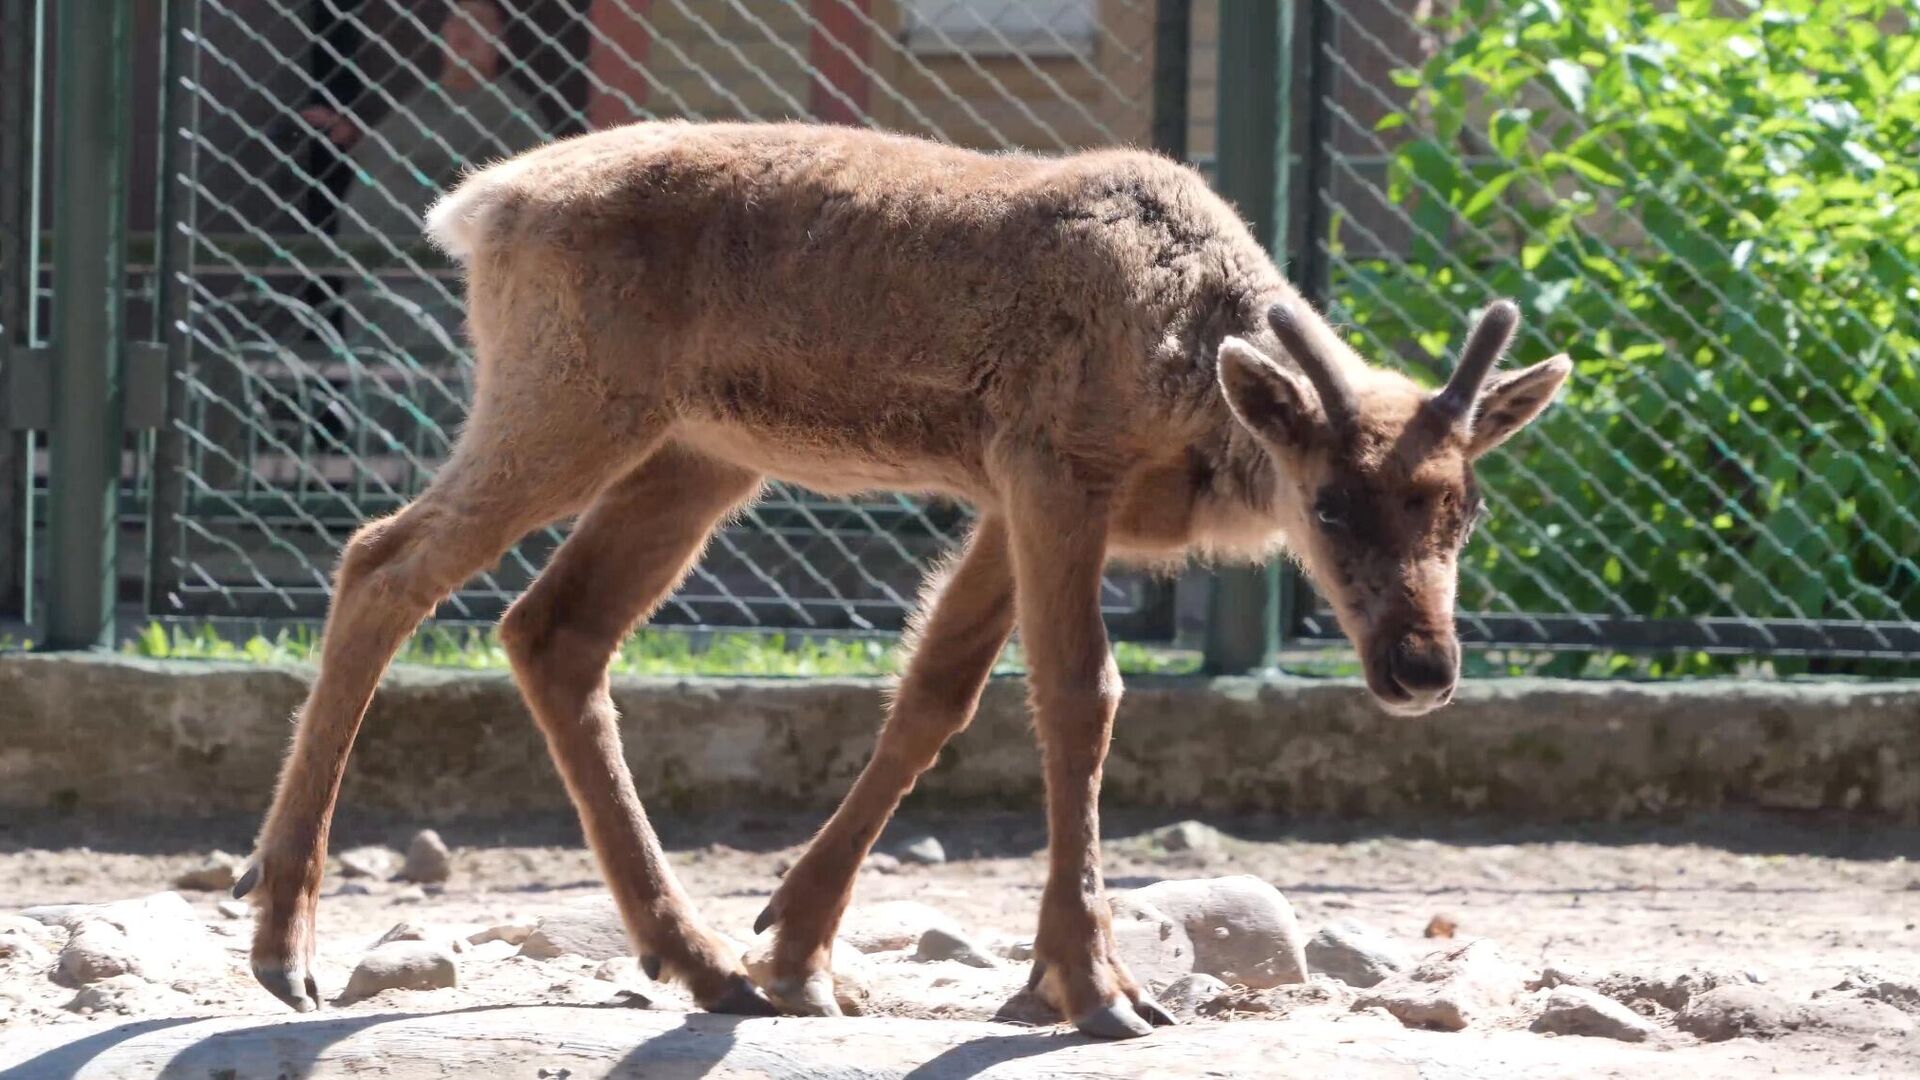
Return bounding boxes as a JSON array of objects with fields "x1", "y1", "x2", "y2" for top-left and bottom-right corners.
[{"x1": 1217, "y1": 298, "x2": 1570, "y2": 716}]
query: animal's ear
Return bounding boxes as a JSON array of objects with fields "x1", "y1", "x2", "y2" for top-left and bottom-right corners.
[
  {"x1": 1466, "y1": 354, "x2": 1572, "y2": 458},
  {"x1": 1218, "y1": 336, "x2": 1322, "y2": 448}
]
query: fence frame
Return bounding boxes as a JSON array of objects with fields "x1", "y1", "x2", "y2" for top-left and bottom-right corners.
[{"x1": 4, "y1": 0, "x2": 1915, "y2": 667}]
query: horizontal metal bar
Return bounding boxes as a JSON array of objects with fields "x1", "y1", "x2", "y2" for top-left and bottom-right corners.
[{"x1": 1293, "y1": 613, "x2": 1920, "y2": 659}]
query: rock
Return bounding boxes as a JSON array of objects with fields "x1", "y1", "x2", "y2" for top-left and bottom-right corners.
[
  {"x1": 1353, "y1": 940, "x2": 1524, "y2": 1032},
  {"x1": 912, "y1": 927, "x2": 998, "y2": 969},
  {"x1": 594, "y1": 956, "x2": 653, "y2": 987},
  {"x1": 1001, "y1": 939, "x2": 1034, "y2": 962},
  {"x1": 1147, "y1": 821, "x2": 1223, "y2": 854},
  {"x1": 337, "y1": 845, "x2": 400, "y2": 880},
  {"x1": 375, "y1": 920, "x2": 468, "y2": 955},
  {"x1": 741, "y1": 937, "x2": 871, "y2": 1015},
  {"x1": 838, "y1": 901, "x2": 965, "y2": 954},
  {"x1": 64, "y1": 973, "x2": 194, "y2": 1016},
  {"x1": 1594, "y1": 967, "x2": 1757, "y2": 1012},
  {"x1": 1422, "y1": 913, "x2": 1458, "y2": 939},
  {"x1": 898, "y1": 837, "x2": 946, "y2": 865},
  {"x1": 470, "y1": 922, "x2": 536, "y2": 948},
  {"x1": 24, "y1": 891, "x2": 197, "y2": 931},
  {"x1": 1825, "y1": 969, "x2": 1920, "y2": 1014},
  {"x1": 173, "y1": 851, "x2": 244, "y2": 892},
  {"x1": 0, "y1": 933, "x2": 52, "y2": 969},
  {"x1": 392, "y1": 885, "x2": 428, "y2": 903},
  {"x1": 399, "y1": 830, "x2": 452, "y2": 884},
  {"x1": 55, "y1": 921, "x2": 142, "y2": 986},
  {"x1": 1113, "y1": 876, "x2": 1307, "y2": 989},
  {"x1": 467, "y1": 939, "x2": 520, "y2": 963},
  {"x1": 216, "y1": 900, "x2": 250, "y2": 920},
  {"x1": 1532, "y1": 986, "x2": 1659, "y2": 1042},
  {"x1": 1305, "y1": 920, "x2": 1412, "y2": 988},
  {"x1": 1806, "y1": 995, "x2": 1915, "y2": 1037},
  {"x1": 1675, "y1": 985, "x2": 1808, "y2": 1041},
  {"x1": 861, "y1": 853, "x2": 902, "y2": 874},
  {"x1": 519, "y1": 897, "x2": 630, "y2": 962},
  {"x1": 336, "y1": 941, "x2": 460, "y2": 1005},
  {"x1": 1162, "y1": 973, "x2": 1229, "y2": 1019},
  {"x1": 1106, "y1": 898, "x2": 1198, "y2": 990}
]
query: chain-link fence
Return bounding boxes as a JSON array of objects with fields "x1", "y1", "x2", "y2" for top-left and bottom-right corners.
[{"x1": 3, "y1": 0, "x2": 1917, "y2": 666}]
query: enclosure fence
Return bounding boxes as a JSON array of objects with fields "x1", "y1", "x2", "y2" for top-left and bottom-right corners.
[{"x1": 3, "y1": 0, "x2": 1916, "y2": 669}]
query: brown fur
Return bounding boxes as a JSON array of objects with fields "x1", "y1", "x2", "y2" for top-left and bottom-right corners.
[{"x1": 238, "y1": 120, "x2": 1570, "y2": 1036}]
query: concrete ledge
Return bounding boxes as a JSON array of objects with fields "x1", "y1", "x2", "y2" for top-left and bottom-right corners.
[{"x1": 1, "y1": 654, "x2": 1916, "y2": 820}]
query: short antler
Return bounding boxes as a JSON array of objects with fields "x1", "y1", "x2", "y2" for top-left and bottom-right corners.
[
  {"x1": 1266, "y1": 300, "x2": 1357, "y2": 432},
  {"x1": 1431, "y1": 299, "x2": 1520, "y2": 422}
]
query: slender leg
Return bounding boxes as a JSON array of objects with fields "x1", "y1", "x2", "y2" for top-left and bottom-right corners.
[
  {"x1": 1003, "y1": 471, "x2": 1173, "y2": 1039},
  {"x1": 499, "y1": 443, "x2": 774, "y2": 1014},
  {"x1": 755, "y1": 518, "x2": 1015, "y2": 1014},
  {"x1": 238, "y1": 429, "x2": 634, "y2": 1012}
]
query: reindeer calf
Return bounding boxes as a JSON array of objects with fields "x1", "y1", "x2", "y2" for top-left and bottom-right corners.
[{"x1": 235, "y1": 120, "x2": 1570, "y2": 1038}]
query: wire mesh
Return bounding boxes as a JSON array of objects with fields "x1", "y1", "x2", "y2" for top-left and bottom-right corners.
[
  {"x1": 1289, "y1": 0, "x2": 1920, "y2": 660},
  {"x1": 156, "y1": 0, "x2": 1167, "y2": 633}
]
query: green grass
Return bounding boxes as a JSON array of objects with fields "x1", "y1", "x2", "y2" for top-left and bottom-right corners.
[{"x1": 117, "y1": 621, "x2": 1203, "y2": 678}]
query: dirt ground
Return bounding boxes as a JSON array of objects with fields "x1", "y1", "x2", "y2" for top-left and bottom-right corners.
[{"x1": 2, "y1": 809, "x2": 1918, "y2": 1077}]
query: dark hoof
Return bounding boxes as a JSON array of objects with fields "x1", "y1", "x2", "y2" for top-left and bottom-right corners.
[
  {"x1": 752, "y1": 903, "x2": 776, "y2": 935},
  {"x1": 1074, "y1": 998, "x2": 1155, "y2": 1039},
  {"x1": 705, "y1": 973, "x2": 780, "y2": 1017},
  {"x1": 231, "y1": 864, "x2": 260, "y2": 900},
  {"x1": 252, "y1": 961, "x2": 320, "y2": 1013},
  {"x1": 639, "y1": 954, "x2": 662, "y2": 981}
]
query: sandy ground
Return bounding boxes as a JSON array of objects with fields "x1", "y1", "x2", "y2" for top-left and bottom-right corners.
[{"x1": 2, "y1": 809, "x2": 1918, "y2": 1077}]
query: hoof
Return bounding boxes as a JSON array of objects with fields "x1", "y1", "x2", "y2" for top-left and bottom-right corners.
[
  {"x1": 639, "y1": 954, "x2": 662, "y2": 981},
  {"x1": 1134, "y1": 995, "x2": 1177, "y2": 1027},
  {"x1": 752, "y1": 903, "x2": 776, "y2": 935},
  {"x1": 252, "y1": 961, "x2": 321, "y2": 1013},
  {"x1": 231, "y1": 864, "x2": 260, "y2": 900},
  {"x1": 766, "y1": 970, "x2": 842, "y2": 1018},
  {"x1": 1073, "y1": 998, "x2": 1156, "y2": 1039},
  {"x1": 704, "y1": 973, "x2": 780, "y2": 1017}
]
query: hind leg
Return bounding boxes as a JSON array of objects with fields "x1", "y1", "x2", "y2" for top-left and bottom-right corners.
[
  {"x1": 238, "y1": 416, "x2": 646, "y2": 1011},
  {"x1": 500, "y1": 442, "x2": 774, "y2": 1014},
  {"x1": 754, "y1": 518, "x2": 1015, "y2": 1015}
]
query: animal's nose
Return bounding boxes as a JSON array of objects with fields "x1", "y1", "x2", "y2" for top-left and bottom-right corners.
[{"x1": 1388, "y1": 635, "x2": 1458, "y2": 696}]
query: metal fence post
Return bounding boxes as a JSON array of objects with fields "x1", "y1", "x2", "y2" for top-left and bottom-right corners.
[
  {"x1": 0, "y1": 0, "x2": 39, "y2": 623},
  {"x1": 1202, "y1": 0, "x2": 1292, "y2": 675},
  {"x1": 145, "y1": 0, "x2": 199, "y2": 619},
  {"x1": 44, "y1": 0, "x2": 135, "y2": 649},
  {"x1": 1150, "y1": 0, "x2": 1191, "y2": 163}
]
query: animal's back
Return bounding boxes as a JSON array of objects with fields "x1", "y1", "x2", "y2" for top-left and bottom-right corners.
[{"x1": 427, "y1": 121, "x2": 1278, "y2": 493}]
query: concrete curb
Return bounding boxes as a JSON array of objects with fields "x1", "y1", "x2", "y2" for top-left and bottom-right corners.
[{"x1": 2, "y1": 654, "x2": 1915, "y2": 820}]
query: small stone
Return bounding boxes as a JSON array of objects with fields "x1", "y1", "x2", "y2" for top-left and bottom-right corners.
[
  {"x1": 1002, "y1": 939, "x2": 1034, "y2": 962},
  {"x1": 1305, "y1": 920, "x2": 1413, "y2": 988},
  {"x1": 1354, "y1": 939, "x2": 1524, "y2": 1032},
  {"x1": 469, "y1": 922, "x2": 536, "y2": 948},
  {"x1": 333, "y1": 882, "x2": 375, "y2": 897},
  {"x1": 838, "y1": 901, "x2": 966, "y2": 954},
  {"x1": 393, "y1": 885, "x2": 428, "y2": 903},
  {"x1": 1113, "y1": 876, "x2": 1308, "y2": 989},
  {"x1": 1675, "y1": 985, "x2": 1807, "y2": 1042},
  {"x1": 912, "y1": 926, "x2": 999, "y2": 969},
  {"x1": 336, "y1": 941, "x2": 459, "y2": 1005},
  {"x1": 172, "y1": 851, "x2": 244, "y2": 892},
  {"x1": 399, "y1": 830, "x2": 452, "y2": 884},
  {"x1": 594, "y1": 956, "x2": 652, "y2": 987},
  {"x1": 64, "y1": 973, "x2": 194, "y2": 1016},
  {"x1": 216, "y1": 900, "x2": 250, "y2": 920},
  {"x1": 1147, "y1": 820, "x2": 1224, "y2": 854},
  {"x1": 1163, "y1": 973, "x2": 1229, "y2": 1019},
  {"x1": 1532, "y1": 985, "x2": 1660, "y2": 1042},
  {"x1": 337, "y1": 845, "x2": 400, "y2": 880},
  {"x1": 375, "y1": 920, "x2": 468, "y2": 954},
  {"x1": 861, "y1": 852, "x2": 901, "y2": 874},
  {"x1": 741, "y1": 937, "x2": 871, "y2": 1015},
  {"x1": 519, "y1": 897, "x2": 630, "y2": 962},
  {"x1": 899, "y1": 837, "x2": 946, "y2": 865},
  {"x1": 1423, "y1": 913, "x2": 1458, "y2": 939}
]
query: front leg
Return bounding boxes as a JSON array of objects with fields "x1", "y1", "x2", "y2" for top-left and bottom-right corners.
[{"x1": 1004, "y1": 470, "x2": 1175, "y2": 1040}]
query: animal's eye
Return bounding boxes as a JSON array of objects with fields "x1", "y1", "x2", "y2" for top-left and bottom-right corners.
[{"x1": 1314, "y1": 497, "x2": 1348, "y2": 529}]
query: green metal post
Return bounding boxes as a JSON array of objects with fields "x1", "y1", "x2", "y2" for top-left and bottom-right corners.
[
  {"x1": 44, "y1": 0, "x2": 135, "y2": 648},
  {"x1": 1202, "y1": 0, "x2": 1293, "y2": 675},
  {"x1": 0, "y1": 0, "x2": 36, "y2": 620},
  {"x1": 1150, "y1": 0, "x2": 1191, "y2": 162}
]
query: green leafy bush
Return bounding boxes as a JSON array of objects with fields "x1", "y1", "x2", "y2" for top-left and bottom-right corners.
[{"x1": 1336, "y1": 0, "x2": 1919, "y2": 667}]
